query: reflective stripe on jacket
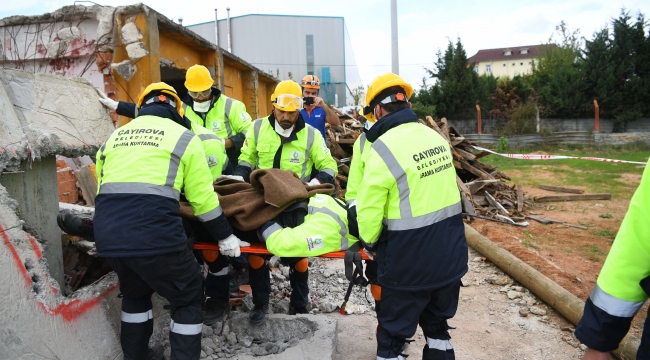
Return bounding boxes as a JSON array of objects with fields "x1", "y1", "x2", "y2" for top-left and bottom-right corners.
[
  {"x1": 184, "y1": 93, "x2": 252, "y2": 140},
  {"x1": 345, "y1": 132, "x2": 369, "y2": 206},
  {"x1": 357, "y1": 108, "x2": 468, "y2": 291},
  {"x1": 261, "y1": 195, "x2": 358, "y2": 257},
  {"x1": 575, "y1": 161, "x2": 650, "y2": 352},
  {"x1": 94, "y1": 111, "x2": 231, "y2": 257},
  {"x1": 236, "y1": 114, "x2": 337, "y2": 182}
]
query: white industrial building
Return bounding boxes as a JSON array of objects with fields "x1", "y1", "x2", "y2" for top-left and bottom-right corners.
[{"x1": 187, "y1": 13, "x2": 362, "y2": 107}]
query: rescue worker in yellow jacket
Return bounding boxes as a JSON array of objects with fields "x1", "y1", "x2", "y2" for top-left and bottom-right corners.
[
  {"x1": 356, "y1": 73, "x2": 468, "y2": 360},
  {"x1": 100, "y1": 64, "x2": 251, "y2": 167},
  {"x1": 231, "y1": 80, "x2": 338, "y2": 325},
  {"x1": 345, "y1": 110, "x2": 380, "y2": 313},
  {"x1": 575, "y1": 161, "x2": 650, "y2": 360},
  {"x1": 94, "y1": 83, "x2": 249, "y2": 360}
]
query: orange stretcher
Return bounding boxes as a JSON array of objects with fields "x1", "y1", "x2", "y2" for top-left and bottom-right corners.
[{"x1": 193, "y1": 242, "x2": 372, "y2": 260}]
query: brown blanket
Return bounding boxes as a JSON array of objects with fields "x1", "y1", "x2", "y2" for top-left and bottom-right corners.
[{"x1": 180, "y1": 169, "x2": 334, "y2": 231}]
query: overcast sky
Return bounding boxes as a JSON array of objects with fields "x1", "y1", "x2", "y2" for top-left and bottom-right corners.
[{"x1": 2, "y1": 0, "x2": 649, "y2": 89}]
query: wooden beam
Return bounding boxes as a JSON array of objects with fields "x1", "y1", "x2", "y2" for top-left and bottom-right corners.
[
  {"x1": 534, "y1": 194, "x2": 611, "y2": 202},
  {"x1": 539, "y1": 185, "x2": 585, "y2": 194},
  {"x1": 516, "y1": 184, "x2": 524, "y2": 212}
]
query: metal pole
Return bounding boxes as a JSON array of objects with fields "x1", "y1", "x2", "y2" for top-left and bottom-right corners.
[
  {"x1": 226, "y1": 7, "x2": 232, "y2": 53},
  {"x1": 390, "y1": 0, "x2": 399, "y2": 74},
  {"x1": 594, "y1": 100, "x2": 600, "y2": 133},
  {"x1": 214, "y1": 9, "x2": 219, "y2": 47}
]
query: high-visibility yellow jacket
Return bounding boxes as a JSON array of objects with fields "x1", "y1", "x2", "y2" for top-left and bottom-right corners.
[
  {"x1": 575, "y1": 160, "x2": 650, "y2": 353},
  {"x1": 258, "y1": 194, "x2": 357, "y2": 257},
  {"x1": 116, "y1": 102, "x2": 228, "y2": 180},
  {"x1": 357, "y1": 107, "x2": 468, "y2": 291},
  {"x1": 183, "y1": 88, "x2": 252, "y2": 165},
  {"x1": 94, "y1": 105, "x2": 232, "y2": 257},
  {"x1": 233, "y1": 113, "x2": 337, "y2": 184},
  {"x1": 345, "y1": 132, "x2": 370, "y2": 206}
]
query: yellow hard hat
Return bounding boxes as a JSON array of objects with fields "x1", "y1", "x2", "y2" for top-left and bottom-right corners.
[
  {"x1": 136, "y1": 82, "x2": 185, "y2": 117},
  {"x1": 363, "y1": 73, "x2": 413, "y2": 123},
  {"x1": 271, "y1": 80, "x2": 303, "y2": 112},
  {"x1": 184, "y1": 65, "x2": 214, "y2": 92},
  {"x1": 301, "y1": 75, "x2": 320, "y2": 89}
]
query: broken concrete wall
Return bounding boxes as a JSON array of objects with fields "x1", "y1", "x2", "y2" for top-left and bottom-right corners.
[
  {"x1": 0, "y1": 68, "x2": 114, "y2": 173},
  {"x1": 0, "y1": 184, "x2": 122, "y2": 359},
  {"x1": 0, "y1": 66, "x2": 112, "y2": 291}
]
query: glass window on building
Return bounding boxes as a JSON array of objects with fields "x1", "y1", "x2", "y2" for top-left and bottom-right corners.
[
  {"x1": 306, "y1": 35, "x2": 314, "y2": 75},
  {"x1": 485, "y1": 64, "x2": 492, "y2": 73}
]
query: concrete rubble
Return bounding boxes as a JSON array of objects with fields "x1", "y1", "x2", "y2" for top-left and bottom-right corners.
[
  {"x1": 0, "y1": 67, "x2": 119, "y2": 359},
  {"x1": 0, "y1": 68, "x2": 114, "y2": 173}
]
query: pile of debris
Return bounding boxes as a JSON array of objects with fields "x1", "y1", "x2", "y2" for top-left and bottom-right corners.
[
  {"x1": 421, "y1": 116, "x2": 527, "y2": 225},
  {"x1": 323, "y1": 108, "x2": 528, "y2": 225}
]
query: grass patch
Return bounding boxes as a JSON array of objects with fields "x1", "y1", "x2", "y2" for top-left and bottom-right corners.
[
  {"x1": 522, "y1": 239, "x2": 539, "y2": 250},
  {"x1": 480, "y1": 146, "x2": 647, "y2": 197},
  {"x1": 583, "y1": 244, "x2": 607, "y2": 262},
  {"x1": 596, "y1": 229, "x2": 616, "y2": 238}
]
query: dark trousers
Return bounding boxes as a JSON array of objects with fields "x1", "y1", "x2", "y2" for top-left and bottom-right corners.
[
  {"x1": 377, "y1": 280, "x2": 461, "y2": 360},
  {"x1": 281, "y1": 257, "x2": 309, "y2": 308},
  {"x1": 106, "y1": 247, "x2": 204, "y2": 360}
]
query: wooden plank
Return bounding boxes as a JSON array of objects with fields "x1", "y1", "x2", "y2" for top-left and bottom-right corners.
[
  {"x1": 336, "y1": 138, "x2": 356, "y2": 145},
  {"x1": 456, "y1": 176, "x2": 475, "y2": 217},
  {"x1": 460, "y1": 160, "x2": 495, "y2": 180},
  {"x1": 455, "y1": 147, "x2": 477, "y2": 161},
  {"x1": 539, "y1": 185, "x2": 585, "y2": 194},
  {"x1": 517, "y1": 184, "x2": 524, "y2": 212},
  {"x1": 76, "y1": 165, "x2": 98, "y2": 206},
  {"x1": 426, "y1": 116, "x2": 451, "y2": 145},
  {"x1": 534, "y1": 194, "x2": 611, "y2": 202},
  {"x1": 484, "y1": 190, "x2": 509, "y2": 215}
]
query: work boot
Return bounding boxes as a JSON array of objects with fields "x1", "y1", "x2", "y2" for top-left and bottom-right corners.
[
  {"x1": 57, "y1": 213, "x2": 94, "y2": 239},
  {"x1": 287, "y1": 305, "x2": 308, "y2": 315},
  {"x1": 229, "y1": 268, "x2": 249, "y2": 293},
  {"x1": 146, "y1": 343, "x2": 164, "y2": 360},
  {"x1": 249, "y1": 304, "x2": 268, "y2": 325},
  {"x1": 204, "y1": 298, "x2": 230, "y2": 325}
]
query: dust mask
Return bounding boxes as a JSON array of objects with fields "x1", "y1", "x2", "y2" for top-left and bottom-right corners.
[
  {"x1": 364, "y1": 121, "x2": 375, "y2": 130},
  {"x1": 274, "y1": 121, "x2": 294, "y2": 137},
  {"x1": 193, "y1": 100, "x2": 211, "y2": 113}
]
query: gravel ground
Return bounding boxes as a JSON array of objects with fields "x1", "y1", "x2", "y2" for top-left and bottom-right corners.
[{"x1": 152, "y1": 247, "x2": 588, "y2": 359}]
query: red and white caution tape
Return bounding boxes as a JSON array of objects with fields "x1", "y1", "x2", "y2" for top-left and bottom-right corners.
[{"x1": 472, "y1": 145, "x2": 647, "y2": 166}]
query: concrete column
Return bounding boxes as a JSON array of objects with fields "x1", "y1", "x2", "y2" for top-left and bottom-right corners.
[
  {"x1": 242, "y1": 70, "x2": 259, "y2": 119},
  {"x1": 2, "y1": 157, "x2": 64, "y2": 286}
]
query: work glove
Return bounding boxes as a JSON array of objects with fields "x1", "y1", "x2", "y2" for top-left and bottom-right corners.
[
  {"x1": 97, "y1": 89, "x2": 118, "y2": 111},
  {"x1": 218, "y1": 233, "x2": 250, "y2": 257},
  {"x1": 307, "y1": 178, "x2": 321, "y2": 186},
  {"x1": 216, "y1": 174, "x2": 244, "y2": 182}
]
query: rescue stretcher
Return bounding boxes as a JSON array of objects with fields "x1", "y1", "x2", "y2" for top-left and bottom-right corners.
[{"x1": 193, "y1": 242, "x2": 372, "y2": 260}]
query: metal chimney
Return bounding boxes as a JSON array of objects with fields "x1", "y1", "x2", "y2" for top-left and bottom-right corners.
[
  {"x1": 178, "y1": 17, "x2": 183, "y2": 26},
  {"x1": 214, "y1": 9, "x2": 219, "y2": 47},
  {"x1": 390, "y1": 0, "x2": 399, "y2": 74},
  {"x1": 226, "y1": 7, "x2": 232, "y2": 53}
]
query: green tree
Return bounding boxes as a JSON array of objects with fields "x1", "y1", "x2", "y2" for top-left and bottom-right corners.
[
  {"x1": 417, "y1": 39, "x2": 482, "y2": 118},
  {"x1": 532, "y1": 21, "x2": 587, "y2": 118},
  {"x1": 349, "y1": 85, "x2": 366, "y2": 106}
]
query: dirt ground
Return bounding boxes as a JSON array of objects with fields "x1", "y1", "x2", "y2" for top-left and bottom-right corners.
[
  {"x1": 330, "y1": 248, "x2": 584, "y2": 359},
  {"x1": 332, "y1": 175, "x2": 645, "y2": 359},
  {"x1": 471, "y1": 180, "x2": 647, "y2": 337}
]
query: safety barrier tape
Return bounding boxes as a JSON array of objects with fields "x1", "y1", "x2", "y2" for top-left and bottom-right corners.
[{"x1": 471, "y1": 145, "x2": 647, "y2": 166}]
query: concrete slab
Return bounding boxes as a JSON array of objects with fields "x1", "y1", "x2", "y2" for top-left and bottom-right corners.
[
  {"x1": 232, "y1": 313, "x2": 337, "y2": 360},
  {"x1": 0, "y1": 68, "x2": 114, "y2": 173}
]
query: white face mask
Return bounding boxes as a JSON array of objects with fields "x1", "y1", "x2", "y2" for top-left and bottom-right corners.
[
  {"x1": 364, "y1": 121, "x2": 375, "y2": 130},
  {"x1": 193, "y1": 100, "x2": 211, "y2": 113},
  {"x1": 274, "y1": 120, "x2": 294, "y2": 137}
]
